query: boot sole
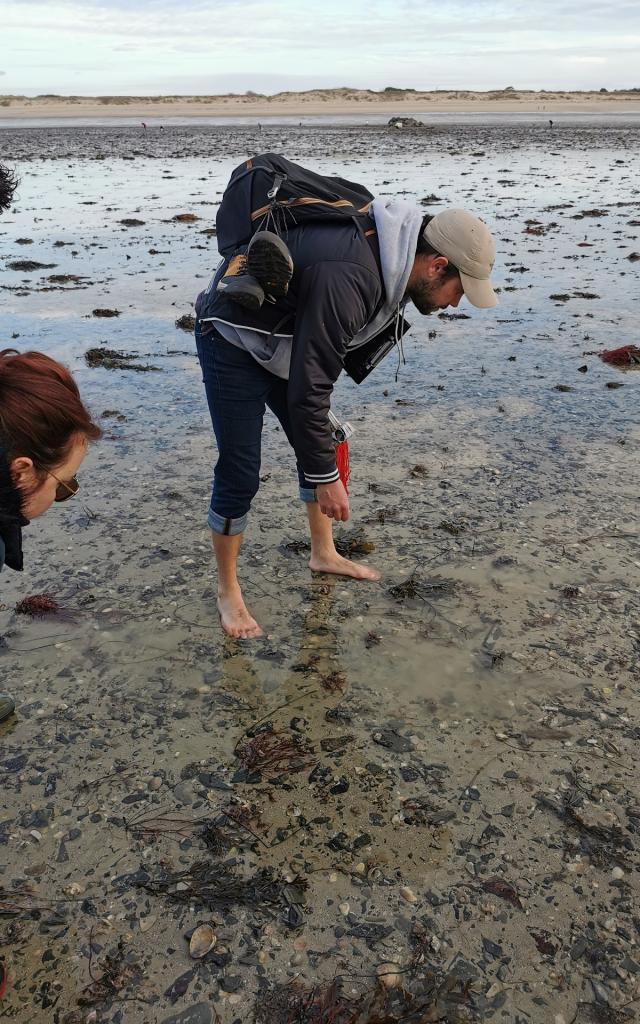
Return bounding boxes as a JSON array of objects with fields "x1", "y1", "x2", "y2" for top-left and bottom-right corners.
[
  {"x1": 216, "y1": 276, "x2": 265, "y2": 311},
  {"x1": 247, "y1": 232, "x2": 294, "y2": 299}
]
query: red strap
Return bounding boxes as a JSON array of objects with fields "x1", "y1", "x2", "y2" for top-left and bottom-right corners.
[{"x1": 335, "y1": 441, "x2": 350, "y2": 494}]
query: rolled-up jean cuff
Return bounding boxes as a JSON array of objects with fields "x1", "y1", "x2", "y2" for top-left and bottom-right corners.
[
  {"x1": 299, "y1": 486, "x2": 318, "y2": 504},
  {"x1": 208, "y1": 507, "x2": 248, "y2": 536}
]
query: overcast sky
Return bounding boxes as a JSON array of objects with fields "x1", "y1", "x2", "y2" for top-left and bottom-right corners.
[{"x1": 2, "y1": 0, "x2": 639, "y2": 95}]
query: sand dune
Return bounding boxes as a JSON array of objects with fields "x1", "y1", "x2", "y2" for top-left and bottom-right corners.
[{"x1": 1, "y1": 87, "x2": 639, "y2": 120}]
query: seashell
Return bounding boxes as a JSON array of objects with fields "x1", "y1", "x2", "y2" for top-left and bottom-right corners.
[
  {"x1": 376, "y1": 962, "x2": 402, "y2": 988},
  {"x1": 189, "y1": 923, "x2": 217, "y2": 959}
]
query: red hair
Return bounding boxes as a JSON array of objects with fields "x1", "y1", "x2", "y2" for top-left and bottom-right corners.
[{"x1": 0, "y1": 349, "x2": 102, "y2": 476}]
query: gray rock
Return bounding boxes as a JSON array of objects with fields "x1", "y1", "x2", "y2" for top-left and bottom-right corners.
[
  {"x1": 173, "y1": 781, "x2": 194, "y2": 806},
  {"x1": 161, "y1": 1002, "x2": 212, "y2": 1024}
]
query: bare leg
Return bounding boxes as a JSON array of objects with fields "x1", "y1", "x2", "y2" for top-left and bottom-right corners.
[
  {"x1": 306, "y1": 502, "x2": 380, "y2": 581},
  {"x1": 212, "y1": 531, "x2": 263, "y2": 638}
]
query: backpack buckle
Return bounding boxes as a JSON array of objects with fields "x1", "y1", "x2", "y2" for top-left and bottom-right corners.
[{"x1": 267, "y1": 173, "x2": 284, "y2": 200}]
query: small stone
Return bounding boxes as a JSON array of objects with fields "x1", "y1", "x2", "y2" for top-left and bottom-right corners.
[
  {"x1": 400, "y1": 886, "x2": 417, "y2": 903},
  {"x1": 611, "y1": 867, "x2": 624, "y2": 880},
  {"x1": 139, "y1": 914, "x2": 156, "y2": 933},
  {"x1": 220, "y1": 975, "x2": 242, "y2": 993},
  {"x1": 339, "y1": 902, "x2": 350, "y2": 915},
  {"x1": 64, "y1": 882, "x2": 85, "y2": 896},
  {"x1": 148, "y1": 777, "x2": 162, "y2": 791}
]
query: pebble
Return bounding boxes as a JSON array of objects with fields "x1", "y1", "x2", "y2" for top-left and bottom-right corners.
[
  {"x1": 139, "y1": 914, "x2": 156, "y2": 933},
  {"x1": 611, "y1": 867, "x2": 624, "y2": 880},
  {"x1": 400, "y1": 886, "x2": 417, "y2": 903},
  {"x1": 339, "y1": 902, "x2": 350, "y2": 915},
  {"x1": 64, "y1": 882, "x2": 85, "y2": 896},
  {"x1": 148, "y1": 777, "x2": 162, "y2": 791}
]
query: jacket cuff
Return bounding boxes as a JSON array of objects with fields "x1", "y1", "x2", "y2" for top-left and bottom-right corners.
[{"x1": 303, "y1": 467, "x2": 340, "y2": 485}]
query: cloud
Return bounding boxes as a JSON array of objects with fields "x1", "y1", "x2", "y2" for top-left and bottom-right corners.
[{"x1": 2, "y1": 0, "x2": 639, "y2": 93}]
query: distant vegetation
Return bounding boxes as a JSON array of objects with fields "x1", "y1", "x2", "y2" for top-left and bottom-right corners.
[{"x1": 0, "y1": 87, "x2": 638, "y2": 106}]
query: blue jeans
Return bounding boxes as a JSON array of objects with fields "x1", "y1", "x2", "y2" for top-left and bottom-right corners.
[{"x1": 195, "y1": 321, "x2": 316, "y2": 536}]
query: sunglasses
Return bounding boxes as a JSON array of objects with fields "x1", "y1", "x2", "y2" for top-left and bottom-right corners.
[{"x1": 49, "y1": 472, "x2": 80, "y2": 503}]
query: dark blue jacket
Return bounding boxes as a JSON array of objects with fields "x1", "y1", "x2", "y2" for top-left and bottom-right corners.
[
  {"x1": 196, "y1": 217, "x2": 384, "y2": 483},
  {"x1": 0, "y1": 442, "x2": 25, "y2": 573}
]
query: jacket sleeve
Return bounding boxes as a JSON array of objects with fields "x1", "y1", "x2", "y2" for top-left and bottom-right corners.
[{"x1": 287, "y1": 260, "x2": 380, "y2": 484}]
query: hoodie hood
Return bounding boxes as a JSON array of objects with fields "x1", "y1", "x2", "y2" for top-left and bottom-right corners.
[
  {"x1": 0, "y1": 441, "x2": 26, "y2": 572},
  {"x1": 347, "y1": 197, "x2": 423, "y2": 350}
]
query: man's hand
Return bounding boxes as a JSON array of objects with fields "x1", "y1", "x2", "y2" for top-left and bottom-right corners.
[{"x1": 317, "y1": 480, "x2": 350, "y2": 521}]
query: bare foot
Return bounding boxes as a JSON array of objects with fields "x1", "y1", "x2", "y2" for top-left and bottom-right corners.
[
  {"x1": 217, "y1": 588, "x2": 263, "y2": 639},
  {"x1": 309, "y1": 552, "x2": 381, "y2": 581}
]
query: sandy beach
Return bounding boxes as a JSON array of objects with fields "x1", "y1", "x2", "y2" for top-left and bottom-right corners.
[
  {"x1": 1, "y1": 118, "x2": 639, "y2": 1023},
  {"x1": 1, "y1": 88, "x2": 639, "y2": 122}
]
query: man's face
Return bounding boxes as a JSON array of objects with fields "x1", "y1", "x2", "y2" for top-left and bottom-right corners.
[{"x1": 406, "y1": 269, "x2": 465, "y2": 315}]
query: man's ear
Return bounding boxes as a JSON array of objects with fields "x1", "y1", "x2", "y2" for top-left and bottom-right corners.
[{"x1": 432, "y1": 255, "x2": 450, "y2": 276}]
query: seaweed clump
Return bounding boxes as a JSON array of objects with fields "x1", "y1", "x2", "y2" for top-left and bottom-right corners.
[
  {"x1": 254, "y1": 971, "x2": 480, "y2": 1024},
  {"x1": 140, "y1": 860, "x2": 307, "y2": 926},
  {"x1": 85, "y1": 348, "x2": 159, "y2": 372},
  {"x1": 78, "y1": 936, "x2": 142, "y2": 1009},
  {"x1": 389, "y1": 573, "x2": 458, "y2": 603},
  {"x1": 237, "y1": 727, "x2": 314, "y2": 779},
  {"x1": 15, "y1": 593, "x2": 61, "y2": 618},
  {"x1": 335, "y1": 529, "x2": 376, "y2": 557}
]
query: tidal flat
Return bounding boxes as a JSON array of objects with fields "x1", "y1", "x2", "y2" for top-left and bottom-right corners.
[{"x1": 0, "y1": 120, "x2": 639, "y2": 1023}]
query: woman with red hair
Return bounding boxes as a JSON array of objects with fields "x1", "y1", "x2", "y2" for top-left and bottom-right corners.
[{"x1": 0, "y1": 348, "x2": 102, "y2": 721}]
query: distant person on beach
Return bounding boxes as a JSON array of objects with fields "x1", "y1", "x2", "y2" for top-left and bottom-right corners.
[
  {"x1": 549, "y1": 119, "x2": 554, "y2": 128},
  {"x1": 0, "y1": 350, "x2": 102, "y2": 721},
  {"x1": 195, "y1": 156, "x2": 497, "y2": 638}
]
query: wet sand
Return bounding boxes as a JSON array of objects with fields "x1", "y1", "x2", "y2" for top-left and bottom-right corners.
[{"x1": 1, "y1": 121, "x2": 639, "y2": 1023}]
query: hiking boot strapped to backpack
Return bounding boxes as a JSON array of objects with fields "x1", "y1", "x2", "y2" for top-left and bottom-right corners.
[{"x1": 215, "y1": 154, "x2": 375, "y2": 309}]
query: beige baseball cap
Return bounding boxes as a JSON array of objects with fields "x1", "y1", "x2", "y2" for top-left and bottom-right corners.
[{"x1": 423, "y1": 209, "x2": 498, "y2": 308}]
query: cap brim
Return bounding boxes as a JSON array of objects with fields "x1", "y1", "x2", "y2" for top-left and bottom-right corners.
[{"x1": 459, "y1": 271, "x2": 498, "y2": 309}]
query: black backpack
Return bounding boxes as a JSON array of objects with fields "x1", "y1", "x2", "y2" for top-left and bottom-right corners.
[{"x1": 216, "y1": 153, "x2": 375, "y2": 257}]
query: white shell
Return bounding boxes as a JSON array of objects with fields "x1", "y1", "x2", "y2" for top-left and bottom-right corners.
[{"x1": 189, "y1": 924, "x2": 217, "y2": 959}]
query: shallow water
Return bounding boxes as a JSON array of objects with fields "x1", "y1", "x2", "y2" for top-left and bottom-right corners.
[{"x1": 1, "y1": 123, "x2": 639, "y2": 1023}]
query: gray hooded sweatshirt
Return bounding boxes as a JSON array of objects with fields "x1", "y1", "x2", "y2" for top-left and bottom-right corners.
[{"x1": 212, "y1": 197, "x2": 424, "y2": 379}]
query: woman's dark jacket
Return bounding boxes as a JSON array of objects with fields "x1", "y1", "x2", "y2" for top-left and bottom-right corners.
[{"x1": 0, "y1": 442, "x2": 25, "y2": 572}]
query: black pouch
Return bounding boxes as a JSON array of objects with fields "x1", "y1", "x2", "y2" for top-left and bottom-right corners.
[{"x1": 343, "y1": 315, "x2": 411, "y2": 384}]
